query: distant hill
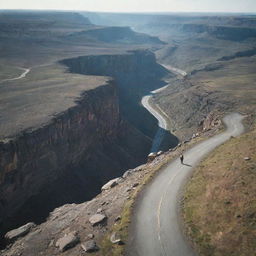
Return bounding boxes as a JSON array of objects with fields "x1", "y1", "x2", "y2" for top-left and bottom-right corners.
[{"x1": 62, "y1": 26, "x2": 165, "y2": 45}]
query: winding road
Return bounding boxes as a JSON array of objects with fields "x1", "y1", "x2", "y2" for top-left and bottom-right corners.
[
  {"x1": 127, "y1": 113, "x2": 244, "y2": 256},
  {"x1": 1, "y1": 67, "x2": 30, "y2": 83}
]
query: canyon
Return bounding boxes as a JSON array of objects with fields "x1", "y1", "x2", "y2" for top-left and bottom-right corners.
[
  {"x1": 0, "y1": 10, "x2": 255, "y2": 256},
  {"x1": 0, "y1": 12, "x2": 177, "y2": 243}
]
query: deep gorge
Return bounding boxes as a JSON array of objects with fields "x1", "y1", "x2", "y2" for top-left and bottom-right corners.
[{"x1": 0, "y1": 50, "x2": 178, "y2": 244}]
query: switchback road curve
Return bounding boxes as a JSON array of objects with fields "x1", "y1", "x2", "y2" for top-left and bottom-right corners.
[{"x1": 127, "y1": 113, "x2": 244, "y2": 256}]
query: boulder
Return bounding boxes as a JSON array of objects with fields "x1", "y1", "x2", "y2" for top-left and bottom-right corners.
[
  {"x1": 110, "y1": 232, "x2": 123, "y2": 245},
  {"x1": 132, "y1": 182, "x2": 139, "y2": 188},
  {"x1": 88, "y1": 233, "x2": 94, "y2": 239},
  {"x1": 81, "y1": 240, "x2": 98, "y2": 252},
  {"x1": 56, "y1": 232, "x2": 79, "y2": 252},
  {"x1": 123, "y1": 170, "x2": 133, "y2": 178},
  {"x1": 148, "y1": 152, "x2": 157, "y2": 161},
  {"x1": 133, "y1": 165, "x2": 143, "y2": 172},
  {"x1": 244, "y1": 157, "x2": 251, "y2": 161},
  {"x1": 157, "y1": 151, "x2": 163, "y2": 156},
  {"x1": 115, "y1": 216, "x2": 121, "y2": 222},
  {"x1": 101, "y1": 178, "x2": 120, "y2": 191},
  {"x1": 96, "y1": 208, "x2": 103, "y2": 213},
  {"x1": 89, "y1": 214, "x2": 107, "y2": 226},
  {"x1": 5, "y1": 222, "x2": 36, "y2": 241}
]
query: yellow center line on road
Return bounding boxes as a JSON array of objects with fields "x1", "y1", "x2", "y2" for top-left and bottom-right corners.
[{"x1": 156, "y1": 168, "x2": 180, "y2": 255}]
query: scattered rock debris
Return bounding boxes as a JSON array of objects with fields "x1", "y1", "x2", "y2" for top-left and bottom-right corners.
[
  {"x1": 132, "y1": 182, "x2": 139, "y2": 188},
  {"x1": 81, "y1": 240, "x2": 99, "y2": 252},
  {"x1": 55, "y1": 232, "x2": 79, "y2": 252},
  {"x1": 110, "y1": 232, "x2": 123, "y2": 245},
  {"x1": 4, "y1": 222, "x2": 36, "y2": 241},
  {"x1": 88, "y1": 233, "x2": 94, "y2": 239},
  {"x1": 97, "y1": 208, "x2": 103, "y2": 213},
  {"x1": 101, "y1": 178, "x2": 120, "y2": 191},
  {"x1": 1, "y1": 137, "x2": 205, "y2": 256},
  {"x1": 115, "y1": 216, "x2": 121, "y2": 222},
  {"x1": 89, "y1": 214, "x2": 107, "y2": 226}
]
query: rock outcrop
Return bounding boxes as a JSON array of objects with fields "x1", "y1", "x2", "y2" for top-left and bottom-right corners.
[
  {"x1": 0, "y1": 79, "x2": 150, "y2": 242},
  {"x1": 61, "y1": 50, "x2": 169, "y2": 139},
  {"x1": 89, "y1": 214, "x2": 107, "y2": 226},
  {"x1": 81, "y1": 240, "x2": 99, "y2": 252},
  {"x1": 56, "y1": 232, "x2": 79, "y2": 252},
  {"x1": 4, "y1": 223, "x2": 35, "y2": 242},
  {"x1": 0, "y1": 141, "x2": 194, "y2": 256}
]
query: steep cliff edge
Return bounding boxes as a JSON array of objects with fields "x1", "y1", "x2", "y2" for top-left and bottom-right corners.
[
  {"x1": 0, "y1": 78, "x2": 151, "y2": 243},
  {"x1": 61, "y1": 50, "x2": 171, "y2": 140}
]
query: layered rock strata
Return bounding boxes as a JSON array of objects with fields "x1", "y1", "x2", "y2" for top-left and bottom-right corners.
[{"x1": 0, "y1": 80, "x2": 150, "y2": 242}]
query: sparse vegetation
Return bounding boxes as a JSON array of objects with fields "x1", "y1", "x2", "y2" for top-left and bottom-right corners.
[
  {"x1": 100, "y1": 136, "x2": 205, "y2": 256},
  {"x1": 182, "y1": 127, "x2": 256, "y2": 256}
]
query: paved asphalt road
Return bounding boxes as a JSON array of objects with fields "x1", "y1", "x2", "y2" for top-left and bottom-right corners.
[{"x1": 127, "y1": 113, "x2": 244, "y2": 256}]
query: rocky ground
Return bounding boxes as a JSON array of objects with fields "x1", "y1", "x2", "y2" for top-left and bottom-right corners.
[{"x1": 0, "y1": 113, "x2": 225, "y2": 256}]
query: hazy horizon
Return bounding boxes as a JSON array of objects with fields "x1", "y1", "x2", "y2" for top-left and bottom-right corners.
[
  {"x1": 1, "y1": 9, "x2": 256, "y2": 15},
  {"x1": 0, "y1": 0, "x2": 256, "y2": 14}
]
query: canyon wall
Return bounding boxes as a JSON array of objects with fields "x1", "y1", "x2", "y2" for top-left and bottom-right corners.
[
  {"x1": 61, "y1": 50, "x2": 169, "y2": 139},
  {"x1": 0, "y1": 50, "x2": 178, "y2": 242},
  {"x1": 0, "y1": 80, "x2": 151, "y2": 240}
]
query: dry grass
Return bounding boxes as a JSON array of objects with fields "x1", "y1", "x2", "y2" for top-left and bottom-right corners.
[
  {"x1": 99, "y1": 157, "x2": 172, "y2": 256},
  {"x1": 182, "y1": 128, "x2": 256, "y2": 256},
  {"x1": 99, "y1": 135, "x2": 206, "y2": 256}
]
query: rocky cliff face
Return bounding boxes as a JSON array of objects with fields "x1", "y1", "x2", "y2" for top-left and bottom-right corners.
[
  {"x1": 61, "y1": 50, "x2": 169, "y2": 139},
  {"x1": 0, "y1": 80, "x2": 151, "y2": 242}
]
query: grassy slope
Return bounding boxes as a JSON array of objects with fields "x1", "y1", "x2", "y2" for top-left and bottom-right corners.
[
  {"x1": 182, "y1": 128, "x2": 256, "y2": 256},
  {"x1": 153, "y1": 55, "x2": 256, "y2": 140}
]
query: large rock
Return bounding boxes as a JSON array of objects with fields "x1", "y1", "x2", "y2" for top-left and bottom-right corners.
[
  {"x1": 110, "y1": 232, "x2": 123, "y2": 245},
  {"x1": 81, "y1": 240, "x2": 99, "y2": 252},
  {"x1": 147, "y1": 152, "x2": 157, "y2": 161},
  {"x1": 89, "y1": 214, "x2": 107, "y2": 226},
  {"x1": 55, "y1": 232, "x2": 79, "y2": 252},
  {"x1": 101, "y1": 178, "x2": 120, "y2": 191},
  {"x1": 4, "y1": 222, "x2": 36, "y2": 241}
]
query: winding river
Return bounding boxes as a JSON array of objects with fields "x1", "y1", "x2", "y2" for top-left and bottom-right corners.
[{"x1": 141, "y1": 64, "x2": 186, "y2": 152}]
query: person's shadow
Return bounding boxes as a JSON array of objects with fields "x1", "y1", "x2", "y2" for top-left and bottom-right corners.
[{"x1": 182, "y1": 163, "x2": 192, "y2": 167}]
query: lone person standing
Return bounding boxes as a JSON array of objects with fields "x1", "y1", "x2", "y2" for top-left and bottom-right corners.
[{"x1": 180, "y1": 154, "x2": 184, "y2": 164}]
